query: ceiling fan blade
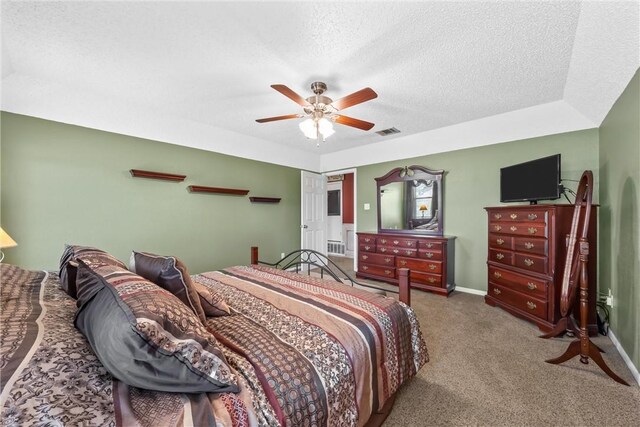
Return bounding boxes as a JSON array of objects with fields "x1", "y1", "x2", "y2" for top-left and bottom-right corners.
[
  {"x1": 271, "y1": 84, "x2": 311, "y2": 107},
  {"x1": 334, "y1": 115, "x2": 375, "y2": 131},
  {"x1": 255, "y1": 114, "x2": 301, "y2": 123},
  {"x1": 331, "y1": 87, "x2": 378, "y2": 111}
]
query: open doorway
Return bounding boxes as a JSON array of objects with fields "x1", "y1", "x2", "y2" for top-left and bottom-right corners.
[{"x1": 325, "y1": 170, "x2": 356, "y2": 275}]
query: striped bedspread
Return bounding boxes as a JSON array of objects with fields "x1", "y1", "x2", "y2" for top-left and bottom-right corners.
[
  {"x1": 194, "y1": 265, "x2": 428, "y2": 427},
  {"x1": 0, "y1": 264, "x2": 427, "y2": 427}
]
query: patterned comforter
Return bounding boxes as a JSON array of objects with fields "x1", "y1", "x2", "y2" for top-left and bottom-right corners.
[{"x1": 0, "y1": 264, "x2": 427, "y2": 426}]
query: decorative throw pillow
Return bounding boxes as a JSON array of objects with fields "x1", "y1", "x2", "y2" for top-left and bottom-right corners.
[
  {"x1": 193, "y1": 280, "x2": 231, "y2": 317},
  {"x1": 74, "y1": 260, "x2": 238, "y2": 393},
  {"x1": 129, "y1": 251, "x2": 207, "y2": 323},
  {"x1": 59, "y1": 244, "x2": 127, "y2": 299}
]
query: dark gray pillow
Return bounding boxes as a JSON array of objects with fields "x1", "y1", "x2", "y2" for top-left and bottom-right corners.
[
  {"x1": 59, "y1": 244, "x2": 126, "y2": 299},
  {"x1": 74, "y1": 260, "x2": 238, "y2": 393},
  {"x1": 130, "y1": 251, "x2": 207, "y2": 323}
]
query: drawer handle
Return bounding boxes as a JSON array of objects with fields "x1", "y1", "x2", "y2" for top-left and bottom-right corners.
[
  {"x1": 510, "y1": 213, "x2": 518, "y2": 219},
  {"x1": 362, "y1": 266, "x2": 368, "y2": 271},
  {"x1": 496, "y1": 253, "x2": 505, "y2": 260},
  {"x1": 405, "y1": 250, "x2": 412, "y2": 255},
  {"x1": 384, "y1": 270, "x2": 392, "y2": 275},
  {"x1": 426, "y1": 243, "x2": 433, "y2": 248},
  {"x1": 364, "y1": 245, "x2": 371, "y2": 251},
  {"x1": 524, "y1": 242, "x2": 535, "y2": 249},
  {"x1": 362, "y1": 255, "x2": 368, "y2": 260},
  {"x1": 527, "y1": 301, "x2": 537, "y2": 310},
  {"x1": 510, "y1": 226, "x2": 518, "y2": 232},
  {"x1": 428, "y1": 277, "x2": 437, "y2": 283},
  {"x1": 365, "y1": 238, "x2": 371, "y2": 242},
  {"x1": 400, "y1": 260, "x2": 407, "y2": 266},
  {"x1": 380, "y1": 248, "x2": 386, "y2": 253},
  {"x1": 407, "y1": 242, "x2": 414, "y2": 246},
  {"x1": 528, "y1": 213, "x2": 538, "y2": 220},
  {"x1": 496, "y1": 238, "x2": 505, "y2": 245},
  {"x1": 384, "y1": 258, "x2": 392, "y2": 263},
  {"x1": 380, "y1": 239, "x2": 387, "y2": 244},
  {"x1": 393, "y1": 249, "x2": 399, "y2": 254},
  {"x1": 494, "y1": 271, "x2": 502, "y2": 279},
  {"x1": 524, "y1": 258, "x2": 534, "y2": 267},
  {"x1": 425, "y1": 252, "x2": 434, "y2": 258},
  {"x1": 495, "y1": 225, "x2": 502, "y2": 231},
  {"x1": 429, "y1": 265, "x2": 437, "y2": 271},
  {"x1": 493, "y1": 288, "x2": 501, "y2": 295},
  {"x1": 528, "y1": 227, "x2": 538, "y2": 234},
  {"x1": 494, "y1": 213, "x2": 502, "y2": 220},
  {"x1": 527, "y1": 282, "x2": 537, "y2": 290},
  {"x1": 393, "y1": 240, "x2": 399, "y2": 245}
]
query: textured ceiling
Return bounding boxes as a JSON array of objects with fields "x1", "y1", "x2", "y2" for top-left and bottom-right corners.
[{"x1": 1, "y1": 1, "x2": 638, "y2": 171}]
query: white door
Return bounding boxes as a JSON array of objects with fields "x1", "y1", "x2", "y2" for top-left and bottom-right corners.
[{"x1": 301, "y1": 170, "x2": 326, "y2": 254}]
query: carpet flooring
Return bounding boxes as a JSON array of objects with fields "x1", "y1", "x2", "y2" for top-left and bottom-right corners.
[{"x1": 325, "y1": 256, "x2": 640, "y2": 426}]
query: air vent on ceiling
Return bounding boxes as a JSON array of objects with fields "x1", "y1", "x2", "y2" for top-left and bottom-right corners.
[{"x1": 376, "y1": 127, "x2": 401, "y2": 136}]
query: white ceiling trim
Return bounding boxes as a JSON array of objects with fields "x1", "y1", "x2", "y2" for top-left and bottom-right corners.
[
  {"x1": 1, "y1": 73, "x2": 320, "y2": 171},
  {"x1": 319, "y1": 100, "x2": 596, "y2": 172}
]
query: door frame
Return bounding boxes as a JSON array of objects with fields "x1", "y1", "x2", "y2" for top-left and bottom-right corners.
[{"x1": 319, "y1": 167, "x2": 358, "y2": 272}]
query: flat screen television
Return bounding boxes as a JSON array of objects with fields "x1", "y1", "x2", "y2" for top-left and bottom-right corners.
[{"x1": 500, "y1": 154, "x2": 561, "y2": 204}]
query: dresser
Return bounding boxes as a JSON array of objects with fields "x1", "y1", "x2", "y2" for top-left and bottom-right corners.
[
  {"x1": 484, "y1": 205, "x2": 597, "y2": 334},
  {"x1": 356, "y1": 232, "x2": 455, "y2": 296}
]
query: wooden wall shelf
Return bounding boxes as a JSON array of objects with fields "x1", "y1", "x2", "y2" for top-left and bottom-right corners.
[
  {"x1": 188, "y1": 185, "x2": 249, "y2": 196},
  {"x1": 130, "y1": 169, "x2": 186, "y2": 182},
  {"x1": 250, "y1": 197, "x2": 281, "y2": 203}
]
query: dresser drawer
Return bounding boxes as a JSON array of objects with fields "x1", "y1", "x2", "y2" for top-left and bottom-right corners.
[
  {"x1": 359, "y1": 263, "x2": 395, "y2": 278},
  {"x1": 514, "y1": 253, "x2": 548, "y2": 274},
  {"x1": 411, "y1": 271, "x2": 442, "y2": 287},
  {"x1": 418, "y1": 248, "x2": 443, "y2": 260},
  {"x1": 377, "y1": 237, "x2": 418, "y2": 248},
  {"x1": 379, "y1": 246, "x2": 417, "y2": 257},
  {"x1": 490, "y1": 222, "x2": 548, "y2": 237},
  {"x1": 396, "y1": 257, "x2": 442, "y2": 274},
  {"x1": 490, "y1": 210, "x2": 546, "y2": 223},
  {"x1": 419, "y1": 240, "x2": 443, "y2": 250},
  {"x1": 358, "y1": 243, "x2": 376, "y2": 253},
  {"x1": 489, "y1": 234, "x2": 513, "y2": 250},
  {"x1": 488, "y1": 283, "x2": 547, "y2": 320},
  {"x1": 513, "y1": 237, "x2": 548, "y2": 256},
  {"x1": 359, "y1": 252, "x2": 394, "y2": 266},
  {"x1": 489, "y1": 248, "x2": 514, "y2": 266},
  {"x1": 488, "y1": 266, "x2": 547, "y2": 299},
  {"x1": 358, "y1": 235, "x2": 377, "y2": 245}
]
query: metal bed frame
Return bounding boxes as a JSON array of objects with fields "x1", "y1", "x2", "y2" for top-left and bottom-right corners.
[{"x1": 250, "y1": 247, "x2": 412, "y2": 305}]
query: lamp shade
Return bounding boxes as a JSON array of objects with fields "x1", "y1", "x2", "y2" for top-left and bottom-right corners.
[
  {"x1": 0, "y1": 228, "x2": 17, "y2": 249},
  {"x1": 419, "y1": 204, "x2": 428, "y2": 211}
]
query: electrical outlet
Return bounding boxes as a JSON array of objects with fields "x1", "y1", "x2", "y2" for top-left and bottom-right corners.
[
  {"x1": 364, "y1": 203, "x2": 371, "y2": 211},
  {"x1": 606, "y1": 289, "x2": 613, "y2": 307},
  {"x1": 281, "y1": 252, "x2": 286, "y2": 259}
]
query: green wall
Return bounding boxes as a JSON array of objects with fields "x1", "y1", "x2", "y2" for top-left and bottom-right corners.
[
  {"x1": 356, "y1": 129, "x2": 600, "y2": 291},
  {"x1": 0, "y1": 112, "x2": 301, "y2": 273},
  {"x1": 599, "y1": 69, "x2": 640, "y2": 371}
]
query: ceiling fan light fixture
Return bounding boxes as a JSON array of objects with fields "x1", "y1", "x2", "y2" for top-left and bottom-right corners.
[
  {"x1": 318, "y1": 118, "x2": 334, "y2": 138},
  {"x1": 299, "y1": 118, "x2": 317, "y2": 139}
]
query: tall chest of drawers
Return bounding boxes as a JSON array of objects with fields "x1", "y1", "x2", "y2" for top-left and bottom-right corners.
[
  {"x1": 484, "y1": 205, "x2": 597, "y2": 333},
  {"x1": 356, "y1": 232, "x2": 456, "y2": 296}
]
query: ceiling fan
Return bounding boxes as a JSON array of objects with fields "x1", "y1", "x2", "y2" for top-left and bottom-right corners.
[{"x1": 256, "y1": 82, "x2": 378, "y2": 144}]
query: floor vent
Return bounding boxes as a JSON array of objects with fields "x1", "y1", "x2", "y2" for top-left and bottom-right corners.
[
  {"x1": 328, "y1": 241, "x2": 345, "y2": 255},
  {"x1": 376, "y1": 127, "x2": 401, "y2": 136}
]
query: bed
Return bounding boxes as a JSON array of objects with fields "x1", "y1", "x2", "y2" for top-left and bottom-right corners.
[{"x1": 0, "y1": 249, "x2": 427, "y2": 427}]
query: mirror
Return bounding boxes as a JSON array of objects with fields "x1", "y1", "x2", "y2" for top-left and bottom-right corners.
[{"x1": 376, "y1": 165, "x2": 444, "y2": 235}]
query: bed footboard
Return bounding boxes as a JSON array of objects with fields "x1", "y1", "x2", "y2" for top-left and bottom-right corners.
[{"x1": 250, "y1": 246, "x2": 411, "y2": 306}]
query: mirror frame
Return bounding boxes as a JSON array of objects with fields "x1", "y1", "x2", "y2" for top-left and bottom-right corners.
[{"x1": 375, "y1": 165, "x2": 444, "y2": 235}]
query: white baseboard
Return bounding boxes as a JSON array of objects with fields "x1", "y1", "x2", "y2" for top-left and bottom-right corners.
[
  {"x1": 607, "y1": 327, "x2": 640, "y2": 386},
  {"x1": 455, "y1": 286, "x2": 487, "y2": 296}
]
